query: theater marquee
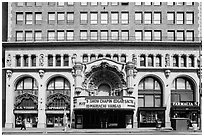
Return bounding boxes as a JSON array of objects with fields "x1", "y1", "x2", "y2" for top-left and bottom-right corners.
[{"x1": 74, "y1": 97, "x2": 135, "y2": 109}]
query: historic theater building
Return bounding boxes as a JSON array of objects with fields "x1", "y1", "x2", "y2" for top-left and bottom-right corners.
[{"x1": 2, "y1": 2, "x2": 202, "y2": 129}]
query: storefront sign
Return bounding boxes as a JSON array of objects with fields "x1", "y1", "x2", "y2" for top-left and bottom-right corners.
[
  {"x1": 172, "y1": 102, "x2": 199, "y2": 106},
  {"x1": 74, "y1": 97, "x2": 135, "y2": 109}
]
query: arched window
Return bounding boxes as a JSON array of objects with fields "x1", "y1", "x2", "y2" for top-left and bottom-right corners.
[
  {"x1": 180, "y1": 55, "x2": 186, "y2": 67},
  {"x1": 83, "y1": 54, "x2": 88, "y2": 63},
  {"x1": 113, "y1": 54, "x2": 119, "y2": 62},
  {"x1": 138, "y1": 77, "x2": 162, "y2": 107},
  {"x1": 16, "y1": 77, "x2": 38, "y2": 90},
  {"x1": 140, "y1": 54, "x2": 146, "y2": 67},
  {"x1": 171, "y1": 77, "x2": 194, "y2": 102},
  {"x1": 121, "y1": 54, "x2": 126, "y2": 63},
  {"x1": 173, "y1": 55, "x2": 179, "y2": 67},
  {"x1": 47, "y1": 77, "x2": 70, "y2": 90},
  {"x1": 156, "y1": 55, "x2": 161, "y2": 67},
  {"x1": 189, "y1": 55, "x2": 194, "y2": 67},
  {"x1": 105, "y1": 54, "x2": 111, "y2": 59},
  {"x1": 148, "y1": 55, "x2": 153, "y2": 67},
  {"x1": 90, "y1": 54, "x2": 96, "y2": 62},
  {"x1": 98, "y1": 54, "x2": 103, "y2": 59}
]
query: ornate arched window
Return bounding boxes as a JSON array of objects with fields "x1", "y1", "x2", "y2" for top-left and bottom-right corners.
[
  {"x1": 16, "y1": 77, "x2": 38, "y2": 90},
  {"x1": 171, "y1": 77, "x2": 194, "y2": 102},
  {"x1": 138, "y1": 77, "x2": 162, "y2": 107},
  {"x1": 47, "y1": 77, "x2": 70, "y2": 90}
]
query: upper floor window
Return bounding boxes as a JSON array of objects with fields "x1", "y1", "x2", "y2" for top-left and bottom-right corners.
[
  {"x1": 80, "y1": 2, "x2": 88, "y2": 6},
  {"x1": 121, "y1": 2, "x2": 129, "y2": 6},
  {"x1": 186, "y1": 12, "x2": 194, "y2": 24},
  {"x1": 66, "y1": 30, "x2": 74, "y2": 40},
  {"x1": 135, "y1": 12, "x2": 142, "y2": 24},
  {"x1": 113, "y1": 54, "x2": 119, "y2": 62},
  {"x1": 90, "y1": 12, "x2": 98, "y2": 24},
  {"x1": 135, "y1": 30, "x2": 142, "y2": 41},
  {"x1": 121, "y1": 54, "x2": 126, "y2": 63},
  {"x1": 48, "y1": 30, "x2": 55, "y2": 41},
  {"x1": 111, "y1": 2, "x2": 118, "y2": 6},
  {"x1": 90, "y1": 30, "x2": 98, "y2": 40},
  {"x1": 57, "y1": 30, "x2": 65, "y2": 41},
  {"x1": 176, "y1": 12, "x2": 184, "y2": 24},
  {"x1": 91, "y1": 2, "x2": 98, "y2": 6},
  {"x1": 167, "y1": 2, "x2": 174, "y2": 5},
  {"x1": 148, "y1": 55, "x2": 154, "y2": 67},
  {"x1": 23, "y1": 55, "x2": 29, "y2": 67},
  {"x1": 154, "y1": 2, "x2": 161, "y2": 5},
  {"x1": 140, "y1": 55, "x2": 146, "y2": 67},
  {"x1": 57, "y1": 12, "x2": 65, "y2": 24},
  {"x1": 48, "y1": 54, "x2": 53, "y2": 66},
  {"x1": 34, "y1": 31, "x2": 42, "y2": 41},
  {"x1": 167, "y1": 12, "x2": 175, "y2": 24},
  {"x1": 111, "y1": 12, "x2": 119, "y2": 24},
  {"x1": 35, "y1": 2, "x2": 42, "y2": 6},
  {"x1": 121, "y1": 30, "x2": 129, "y2": 40},
  {"x1": 111, "y1": 30, "x2": 119, "y2": 40},
  {"x1": 90, "y1": 54, "x2": 96, "y2": 62},
  {"x1": 80, "y1": 12, "x2": 88, "y2": 24},
  {"x1": 67, "y1": 2, "x2": 74, "y2": 6},
  {"x1": 167, "y1": 30, "x2": 175, "y2": 41},
  {"x1": 144, "y1": 2, "x2": 152, "y2": 5},
  {"x1": 83, "y1": 54, "x2": 88, "y2": 63},
  {"x1": 177, "y1": 30, "x2": 184, "y2": 41},
  {"x1": 25, "y1": 2, "x2": 33, "y2": 6},
  {"x1": 16, "y1": 55, "x2": 21, "y2": 67},
  {"x1": 180, "y1": 55, "x2": 187, "y2": 67},
  {"x1": 31, "y1": 55, "x2": 36, "y2": 67},
  {"x1": 135, "y1": 2, "x2": 142, "y2": 5},
  {"x1": 25, "y1": 12, "x2": 33, "y2": 24},
  {"x1": 176, "y1": 2, "x2": 184, "y2": 5},
  {"x1": 186, "y1": 2, "x2": 194, "y2": 5},
  {"x1": 17, "y1": 2, "x2": 24, "y2": 6},
  {"x1": 67, "y1": 12, "x2": 74, "y2": 24},
  {"x1": 154, "y1": 30, "x2": 161, "y2": 41},
  {"x1": 16, "y1": 12, "x2": 24, "y2": 25},
  {"x1": 80, "y1": 30, "x2": 88, "y2": 40},
  {"x1": 156, "y1": 55, "x2": 162, "y2": 67},
  {"x1": 154, "y1": 12, "x2": 161, "y2": 24},
  {"x1": 16, "y1": 77, "x2": 38, "y2": 90},
  {"x1": 35, "y1": 12, "x2": 42, "y2": 24},
  {"x1": 56, "y1": 55, "x2": 61, "y2": 66},
  {"x1": 101, "y1": 12, "x2": 108, "y2": 24},
  {"x1": 189, "y1": 55, "x2": 194, "y2": 67},
  {"x1": 16, "y1": 31, "x2": 23, "y2": 41},
  {"x1": 186, "y1": 30, "x2": 194, "y2": 41},
  {"x1": 57, "y1": 2, "x2": 64, "y2": 6},
  {"x1": 144, "y1": 30, "x2": 152, "y2": 41},
  {"x1": 25, "y1": 31, "x2": 33, "y2": 41},
  {"x1": 48, "y1": 2, "x2": 55, "y2": 6},
  {"x1": 47, "y1": 77, "x2": 70, "y2": 90},
  {"x1": 63, "y1": 55, "x2": 69, "y2": 66},
  {"x1": 121, "y1": 12, "x2": 129, "y2": 24},
  {"x1": 101, "y1": 2, "x2": 108, "y2": 6},
  {"x1": 101, "y1": 30, "x2": 108, "y2": 40},
  {"x1": 173, "y1": 55, "x2": 179, "y2": 67},
  {"x1": 144, "y1": 12, "x2": 152, "y2": 24},
  {"x1": 48, "y1": 12, "x2": 55, "y2": 24}
]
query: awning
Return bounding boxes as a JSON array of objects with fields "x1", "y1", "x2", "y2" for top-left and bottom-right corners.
[{"x1": 13, "y1": 109, "x2": 38, "y2": 114}]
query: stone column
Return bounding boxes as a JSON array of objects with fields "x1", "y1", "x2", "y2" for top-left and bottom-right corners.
[
  {"x1": 5, "y1": 70, "x2": 15, "y2": 128},
  {"x1": 21, "y1": 54, "x2": 23, "y2": 67},
  {"x1": 37, "y1": 70, "x2": 46, "y2": 128},
  {"x1": 61, "y1": 54, "x2": 64, "y2": 67},
  {"x1": 125, "y1": 62, "x2": 135, "y2": 95},
  {"x1": 53, "y1": 55, "x2": 56, "y2": 67},
  {"x1": 164, "y1": 80, "x2": 171, "y2": 127},
  {"x1": 73, "y1": 62, "x2": 83, "y2": 96}
]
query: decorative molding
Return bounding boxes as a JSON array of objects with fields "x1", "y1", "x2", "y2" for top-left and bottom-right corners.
[
  {"x1": 39, "y1": 54, "x2": 44, "y2": 66},
  {"x1": 6, "y1": 54, "x2": 12, "y2": 67},
  {"x1": 39, "y1": 69, "x2": 45, "y2": 78},
  {"x1": 6, "y1": 70, "x2": 12, "y2": 79},
  {"x1": 165, "y1": 69, "x2": 171, "y2": 78}
]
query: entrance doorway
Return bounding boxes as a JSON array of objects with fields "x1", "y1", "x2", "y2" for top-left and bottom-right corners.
[
  {"x1": 75, "y1": 110, "x2": 133, "y2": 129},
  {"x1": 47, "y1": 114, "x2": 64, "y2": 127},
  {"x1": 15, "y1": 114, "x2": 38, "y2": 128}
]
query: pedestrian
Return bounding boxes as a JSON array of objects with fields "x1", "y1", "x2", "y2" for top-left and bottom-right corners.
[{"x1": 20, "y1": 118, "x2": 26, "y2": 130}]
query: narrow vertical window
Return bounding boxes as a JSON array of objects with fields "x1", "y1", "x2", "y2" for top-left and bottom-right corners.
[
  {"x1": 16, "y1": 12, "x2": 24, "y2": 25},
  {"x1": 57, "y1": 12, "x2": 65, "y2": 24},
  {"x1": 56, "y1": 55, "x2": 61, "y2": 66},
  {"x1": 148, "y1": 55, "x2": 154, "y2": 67},
  {"x1": 35, "y1": 12, "x2": 42, "y2": 24},
  {"x1": 16, "y1": 31, "x2": 23, "y2": 41},
  {"x1": 173, "y1": 55, "x2": 179, "y2": 67},
  {"x1": 181, "y1": 55, "x2": 186, "y2": 67},
  {"x1": 167, "y1": 12, "x2": 175, "y2": 24},
  {"x1": 177, "y1": 30, "x2": 184, "y2": 41},
  {"x1": 23, "y1": 55, "x2": 29, "y2": 67},
  {"x1": 167, "y1": 30, "x2": 175, "y2": 41},
  {"x1": 48, "y1": 55, "x2": 53, "y2": 66},
  {"x1": 154, "y1": 30, "x2": 161, "y2": 41},
  {"x1": 186, "y1": 12, "x2": 194, "y2": 24},
  {"x1": 140, "y1": 55, "x2": 146, "y2": 67},
  {"x1": 48, "y1": 30, "x2": 55, "y2": 41},
  {"x1": 16, "y1": 55, "x2": 21, "y2": 67},
  {"x1": 64, "y1": 54, "x2": 69, "y2": 66},
  {"x1": 48, "y1": 12, "x2": 55, "y2": 24},
  {"x1": 186, "y1": 30, "x2": 194, "y2": 41},
  {"x1": 31, "y1": 55, "x2": 36, "y2": 67},
  {"x1": 25, "y1": 12, "x2": 33, "y2": 24},
  {"x1": 156, "y1": 55, "x2": 161, "y2": 67},
  {"x1": 189, "y1": 55, "x2": 194, "y2": 67},
  {"x1": 111, "y1": 12, "x2": 119, "y2": 24}
]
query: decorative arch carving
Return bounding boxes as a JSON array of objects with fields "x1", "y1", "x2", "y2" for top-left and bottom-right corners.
[
  {"x1": 15, "y1": 92, "x2": 38, "y2": 108},
  {"x1": 46, "y1": 93, "x2": 70, "y2": 108}
]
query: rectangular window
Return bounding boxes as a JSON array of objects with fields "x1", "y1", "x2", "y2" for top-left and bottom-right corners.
[
  {"x1": 167, "y1": 12, "x2": 175, "y2": 24},
  {"x1": 148, "y1": 56, "x2": 153, "y2": 67},
  {"x1": 167, "y1": 30, "x2": 175, "y2": 41},
  {"x1": 25, "y1": 2, "x2": 32, "y2": 6},
  {"x1": 31, "y1": 55, "x2": 36, "y2": 67},
  {"x1": 186, "y1": 2, "x2": 194, "y2": 5},
  {"x1": 80, "y1": 2, "x2": 88, "y2": 6},
  {"x1": 34, "y1": 31, "x2": 42, "y2": 41},
  {"x1": 67, "y1": 2, "x2": 74, "y2": 6},
  {"x1": 80, "y1": 30, "x2": 88, "y2": 40},
  {"x1": 111, "y1": 2, "x2": 118, "y2": 5},
  {"x1": 167, "y1": 2, "x2": 174, "y2": 5},
  {"x1": 48, "y1": 55, "x2": 53, "y2": 66},
  {"x1": 35, "y1": 2, "x2": 42, "y2": 6},
  {"x1": 121, "y1": 2, "x2": 129, "y2": 6},
  {"x1": 144, "y1": 30, "x2": 152, "y2": 41},
  {"x1": 66, "y1": 30, "x2": 74, "y2": 40},
  {"x1": 101, "y1": 2, "x2": 108, "y2": 6},
  {"x1": 181, "y1": 56, "x2": 186, "y2": 67},
  {"x1": 16, "y1": 55, "x2": 21, "y2": 67},
  {"x1": 57, "y1": 30, "x2": 64, "y2": 41},
  {"x1": 135, "y1": 12, "x2": 142, "y2": 24},
  {"x1": 173, "y1": 56, "x2": 179, "y2": 67},
  {"x1": 189, "y1": 56, "x2": 194, "y2": 67},
  {"x1": 16, "y1": 31, "x2": 23, "y2": 41},
  {"x1": 154, "y1": 2, "x2": 161, "y2": 5},
  {"x1": 48, "y1": 12, "x2": 55, "y2": 24},
  {"x1": 23, "y1": 55, "x2": 29, "y2": 67},
  {"x1": 56, "y1": 55, "x2": 61, "y2": 66},
  {"x1": 156, "y1": 56, "x2": 161, "y2": 67},
  {"x1": 145, "y1": 95, "x2": 154, "y2": 107},
  {"x1": 111, "y1": 30, "x2": 119, "y2": 40},
  {"x1": 57, "y1": 12, "x2": 65, "y2": 24},
  {"x1": 48, "y1": 30, "x2": 55, "y2": 41},
  {"x1": 35, "y1": 12, "x2": 42, "y2": 24},
  {"x1": 138, "y1": 95, "x2": 144, "y2": 107},
  {"x1": 90, "y1": 12, "x2": 98, "y2": 24},
  {"x1": 101, "y1": 30, "x2": 108, "y2": 40},
  {"x1": 121, "y1": 30, "x2": 129, "y2": 40},
  {"x1": 80, "y1": 12, "x2": 88, "y2": 24},
  {"x1": 111, "y1": 12, "x2": 119, "y2": 24},
  {"x1": 64, "y1": 55, "x2": 69, "y2": 66},
  {"x1": 48, "y1": 2, "x2": 55, "y2": 6},
  {"x1": 177, "y1": 30, "x2": 184, "y2": 41},
  {"x1": 25, "y1": 13, "x2": 33, "y2": 24},
  {"x1": 121, "y1": 12, "x2": 129, "y2": 24},
  {"x1": 140, "y1": 55, "x2": 145, "y2": 67},
  {"x1": 177, "y1": 12, "x2": 184, "y2": 24},
  {"x1": 135, "y1": 2, "x2": 142, "y2": 5},
  {"x1": 176, "y1": 2, "x2": 184, "y2": 5},
  {"x1": 91, "y1": 2, "x2": 97, "y2": 6},
  {"x1": 17, "y1": 2, "x2": 24, "y2": 6},
  {"x1": 154, "y1": 12, "x2": 161, "y2": 24},
  {"x1": 186, "y1": 30, "x2": 194, "y2": 41},
  {"x1": 186, "y1": 12, "x2": 194, "y2": 24},
  {"x1": 57, "y1": 2, "x2": 64, "y2": 6},
  {"x1": 144, "y1": 2, "x2": 152, "y2": 5},
  {"x1": 16, "y1": 12, "x2": 24, "y2": 25},
  {"x1": 25, "y1": 31, "x2": 33, "y2": 41},
  {"x1": 67, "y1": 12, "x2": 74, "y2": 24},
  {"x1": 135, "y1": 30, "x2": 142, "y2": 41},
  {"x1": 154, "y1": 30, "x2": 161, "y2": 41},
  {"x1": 144, "y1": 12, "x2": 152, "y2": 24},
  {"x1": 101, "y1": 12, "x2": 108, "y2": 24},
  {"x1": 90, "y1": 30, "x2": 98, "y2": 40}
]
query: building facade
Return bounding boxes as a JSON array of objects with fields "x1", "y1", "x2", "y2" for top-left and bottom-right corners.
[{"x1": 2, "y1": 2, "x2": 202, "y2": 129}]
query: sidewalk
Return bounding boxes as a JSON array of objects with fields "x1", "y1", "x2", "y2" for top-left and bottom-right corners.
[{"x1": 2, "y1": 127, "x2": 202, "y2": 135}]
